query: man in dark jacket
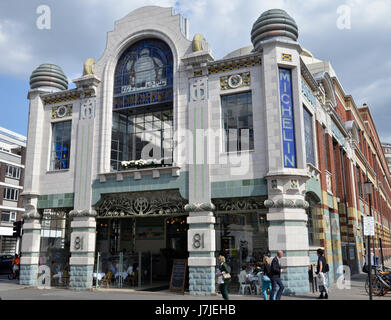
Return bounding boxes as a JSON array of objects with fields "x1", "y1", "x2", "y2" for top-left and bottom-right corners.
[{"x1": 270, "y1": 250, "x2": 285, "y2": 300}]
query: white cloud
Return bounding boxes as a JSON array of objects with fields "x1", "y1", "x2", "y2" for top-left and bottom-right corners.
[{"x1": 0, "y1": 20, "x2": 32, "y2": 76}]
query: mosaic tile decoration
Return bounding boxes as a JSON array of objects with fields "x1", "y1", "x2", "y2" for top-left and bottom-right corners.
[
  {"x1": 208, "y1": 57, "x2": 261, "y2": 75},
  {"x1": 193, "y1": 70, "x2": 203, "y2": 77},
  {"x1": 43, "y1": 92, "x2": 91, "y2": 105},
  {"x1": 282, "y1": 53, "x2": 292, "y2": 62}
]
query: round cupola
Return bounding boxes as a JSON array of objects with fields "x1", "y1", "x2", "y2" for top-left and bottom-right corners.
[
  {"x1": 251, "y1": 9, "x2": 298, "y2": 50},
  {"x1": 29, "y1": 64, "x2": 68, "y2": 91}
]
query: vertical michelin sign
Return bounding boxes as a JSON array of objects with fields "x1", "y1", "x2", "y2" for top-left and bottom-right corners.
[{"x1": 279, "y1": 68, "x2": 297, "y2": 168}]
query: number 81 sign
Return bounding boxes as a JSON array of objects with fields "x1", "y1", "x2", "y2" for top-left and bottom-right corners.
[{"x1": 188, "y1": 229, "x2": 215, "y2": 252}]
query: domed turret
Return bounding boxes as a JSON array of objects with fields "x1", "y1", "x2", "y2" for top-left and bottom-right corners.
[
  {"x1": 29, "y1": 64, "x2": 68, "y2": 91},
  {"x1": 251, "y1": 9, "x2": 298, "y2": 50}
]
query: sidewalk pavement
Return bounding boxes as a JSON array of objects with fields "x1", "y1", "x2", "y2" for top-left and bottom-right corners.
[{"x1": 0, "y1": 272, "x2": 390, "y2": 300}]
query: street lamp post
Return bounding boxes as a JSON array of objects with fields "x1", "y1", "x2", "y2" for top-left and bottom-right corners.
[{"x1": 364, "y1": 180, "x2": 374, "y2": 300}]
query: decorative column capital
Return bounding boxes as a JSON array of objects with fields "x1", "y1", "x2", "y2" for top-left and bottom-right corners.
[
  {"x1": 69, "y1": 209, "x2": 97, "y2": 218},
  {"x1": 184, "y1": 202, "x2": 216, "y2": 212},
  {"x1": 22, "y1": 204, "x2": 41, "y2": 219}
]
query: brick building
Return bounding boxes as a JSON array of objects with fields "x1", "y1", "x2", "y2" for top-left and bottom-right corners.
[{"x1": 0, "y1": 127, "x2": 26, "y2": 254}]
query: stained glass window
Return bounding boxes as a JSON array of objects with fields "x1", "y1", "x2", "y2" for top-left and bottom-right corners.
[
  {"x1": 50, "y1": 121, "x2": 71, "y2": 170},
  {"x1": 303, "y1": 107, "x2": 315, "y2": 165},
  {"x1": 113, "y1": 39, "x2": 173, "y2": 110}
]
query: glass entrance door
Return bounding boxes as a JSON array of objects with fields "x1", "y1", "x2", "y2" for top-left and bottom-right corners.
[{"x1": 95, "y1": 215, "x2": 188, "y2": 290}]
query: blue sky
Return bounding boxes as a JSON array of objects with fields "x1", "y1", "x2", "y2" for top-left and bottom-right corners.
[{"x1": 1, "y1": 0, "x2": 391, "y2": 140}]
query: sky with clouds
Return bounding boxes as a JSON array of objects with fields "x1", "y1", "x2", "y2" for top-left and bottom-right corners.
[{"x1": 0, "y1": 0, "x2": 390, "y2": 141}]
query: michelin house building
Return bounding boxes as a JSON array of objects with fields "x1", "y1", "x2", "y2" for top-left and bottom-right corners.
[{"x1": 20, "y1": 6, "x2": 391, "y2": 295}]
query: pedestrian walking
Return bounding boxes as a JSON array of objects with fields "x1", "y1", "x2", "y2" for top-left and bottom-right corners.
[
  {"x1": 261, "y1": 256, "x2": 272, "y2": 300},
  {"x1": 270, "y1": 250, "x2": 286, "y2": 300},
  {"x1": 316, "y1": 248, "x2": 329, "y2": 299},
  {"x1": 216, "y1": 255, "x2": 231, "y2": 300},
  {"x1": 12, "y1": 254, "x2": 20, "y2": 280}
]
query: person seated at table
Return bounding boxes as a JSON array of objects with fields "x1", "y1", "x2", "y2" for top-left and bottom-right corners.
[
  {"x1": 239, "y1": 266, "x2": 251, "y2": 284},
  {"x1": 246, "y1": 265, "x2": 253, "y2": 276},
  {"x1": 110, "y1": 262, "x2": 118, "y2": 275}
]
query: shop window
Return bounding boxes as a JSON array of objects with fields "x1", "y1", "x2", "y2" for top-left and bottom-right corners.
[
  {"x1": 303, "y1": 107, "x2": 315, "y2": 165},
  {"x1": 215, "y1": 212, "x2": 268, "y2": 291},
  {"x1": 50, "y1": 121, "x2": 72, "y2": 170},
  {"x1": 221, "y1": 92, "x2": 254, "y2": 152}
]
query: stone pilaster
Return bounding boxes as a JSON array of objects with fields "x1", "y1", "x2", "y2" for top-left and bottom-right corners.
[
  {"x1": 68, "y1": 211, "x2": 96, "y2": 290},
  {"x1": 20, "y1": 202, "x2": 41, "y2": 286},
  {"x1": 183, "y1": 48, "x2": 216, "y2": 296}
]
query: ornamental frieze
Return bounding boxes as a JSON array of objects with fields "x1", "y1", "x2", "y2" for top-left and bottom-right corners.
[
  {"x1": 96, "y1": 190, "x2": 187, "y2": 217},
  {"x1": 264, "y1": 199, "x2": 309, "y2": 209},
  {"x1": 213, "y1": 196, "x2": 266, "y2": 213},
  {"x1": 220, "y1": 72, "x2": 251, "y2": 90},
  {"x1": 51, "y1": 104, "x2": 72, "y2": 119}
]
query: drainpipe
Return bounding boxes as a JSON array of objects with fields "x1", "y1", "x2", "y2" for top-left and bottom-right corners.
[{"x1": 340, "y1": 146, "x2": 351, "y2": 265}]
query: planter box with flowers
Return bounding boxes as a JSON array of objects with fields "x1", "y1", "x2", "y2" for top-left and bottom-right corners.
[{"x1": 121, "y1": 159, "x2": 170, "y2": 170}]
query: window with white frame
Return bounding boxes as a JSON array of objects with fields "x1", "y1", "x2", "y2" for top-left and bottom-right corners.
[
  {"x1": 5, "y1": 165, "x2": 21, "y2": 179},
  {"x1": 0, "y1": 211, "x2": 16, "y2": 222},
  {"x1": 3, "y1": 188, "x2": 19, "y2": 201}
]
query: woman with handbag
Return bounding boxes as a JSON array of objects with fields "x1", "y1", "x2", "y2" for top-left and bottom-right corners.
[
  {"x1": 261, "y1": 256, "x2": 273, "y2": 300},
  {"x1": 216, "y1": 255, "x2": 231, "y2": 300}
]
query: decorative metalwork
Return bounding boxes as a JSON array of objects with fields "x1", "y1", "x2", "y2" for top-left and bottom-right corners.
[
  {"x1": 97, "y1": 190, "x2": 187, "y2": 217},
  {"x1": 213, "y1": 196, "x2": 266, "y2": 213},
  {"x1": 113, "y1": 38, "x2": 173, "y2": 110},
  {"x1": 220, "y1": 72, "x2": 250, "y2": 90}
]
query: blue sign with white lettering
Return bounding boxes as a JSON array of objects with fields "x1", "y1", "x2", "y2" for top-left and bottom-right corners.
[{"x1": 279, "y1": 68, "x2": 297, "y2": 168}]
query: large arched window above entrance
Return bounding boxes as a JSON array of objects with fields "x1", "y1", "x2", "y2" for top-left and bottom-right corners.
[
  {"x1": 111, "y1": 39, "x2": 174, "y2": 172},
  {"x1": 113, "y1": 38, "x2": 174, "y2": 110}
]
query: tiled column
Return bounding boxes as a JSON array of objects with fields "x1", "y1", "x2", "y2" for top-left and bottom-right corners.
[
  {"x1": 19, "y1": 202, "x2": 41, "y2": 286},
  {"x1": 184, "y1": 54, "x2": 216, "y2": 296},
  {"x1": 69, "y1": 75, "x2": 100, "y2": 290},
  {"x1": 69, "y1": 211, "x2": 96, "y2": 290},
  {"x1": 260, "y1": 40, "x2": 310, "y2": 295}
]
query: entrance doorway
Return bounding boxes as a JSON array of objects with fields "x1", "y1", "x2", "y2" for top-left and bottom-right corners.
[{"x1": 94, "y1": 215, "x2": 188, "y2": 290}]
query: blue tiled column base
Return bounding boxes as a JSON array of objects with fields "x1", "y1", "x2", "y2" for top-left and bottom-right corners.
[
  {"x1": 69, "y1": 265, "x2": 94, "y2": 290},
  {"x1": 189, "y1": 267, "x2": 216, "y2": 296},
  {"x1": 19, "y1": 265, "x2": 38, "y2": 286},
  {"x1": 280, "y1": 266, "x2": 310, "y2": 295}
]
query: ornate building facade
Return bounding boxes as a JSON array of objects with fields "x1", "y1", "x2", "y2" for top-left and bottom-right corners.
[{"x1": 20, "y1": 6, "x2": 391, "y2": 295}]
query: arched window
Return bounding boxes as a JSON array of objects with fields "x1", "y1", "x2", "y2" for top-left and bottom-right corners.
[
  {"x1": 113, "y1": 39, "x2": 173, "y2": 110},
  {"x1": 111, "y1": 39, "x2": 174, "y2": 171}
]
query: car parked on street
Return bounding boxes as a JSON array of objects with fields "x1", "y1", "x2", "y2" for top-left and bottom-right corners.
[{"x1": 0, "y1": 254, "x2": 13, "y2": 274}]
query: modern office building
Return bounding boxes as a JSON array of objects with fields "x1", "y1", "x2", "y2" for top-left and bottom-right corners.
[
  {"x1": 0, "y1": 127, "x2": 26, "y2": 255},
  {"x1": 20, "y1": 6, "x2": 391, "y2": 295}
]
